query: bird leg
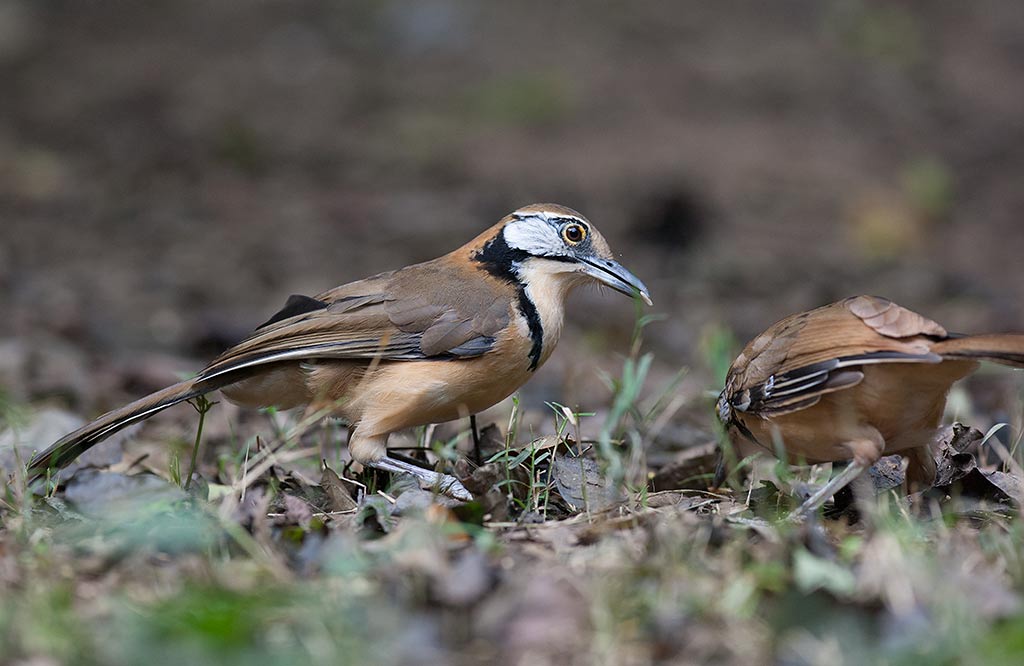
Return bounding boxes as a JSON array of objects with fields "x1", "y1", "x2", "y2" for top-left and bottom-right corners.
[
  {"x1": 470, "y1": 414, "x2": 483, "y2": 466},
  {"x1": 903, "y1": 444, "x2": 937, "y2": 492},
  {"x1": 351, "y1": 429, "x2": 473, "y2": 501},
  {"x1": 371, "y1": 456, "x2": 473, "y2": 501},
  {"x1": 791, "y1": 433, "x2": 883, "y2": 519},
  {"x1": 790, "y1": 460, "x2": 868, "y2": 518}
]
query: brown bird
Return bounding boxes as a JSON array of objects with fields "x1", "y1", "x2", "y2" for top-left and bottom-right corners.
[
  {"x1": 716, "y1": 295, "x2": 1024, "y2": 514},
  {"x1": 29, "y1": 204, "x2": 651, "y2": 499}
]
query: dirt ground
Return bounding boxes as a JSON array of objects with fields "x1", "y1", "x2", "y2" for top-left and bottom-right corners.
[{"x1": 2, "y1": 2, "x2": 1024, "y2": 665}]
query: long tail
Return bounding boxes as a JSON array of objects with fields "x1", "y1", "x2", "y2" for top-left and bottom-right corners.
[
  {"x1": 933, "y1": 333, "x2": 1024, "y2": 369},
  {"x1": 27, "y1": 377, "x2": 219, "y2": 482}
]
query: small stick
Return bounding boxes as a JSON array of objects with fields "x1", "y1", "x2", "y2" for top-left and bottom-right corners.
[{"x1": 185, "y1": 395, "x2": 217, "y2": 491}]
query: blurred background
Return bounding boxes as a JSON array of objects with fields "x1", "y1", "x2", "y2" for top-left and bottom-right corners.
[{"x1": 2, "y1": 0, "x2": 1023, "y2": 430}]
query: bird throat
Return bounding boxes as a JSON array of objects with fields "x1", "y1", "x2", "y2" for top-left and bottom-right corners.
[{"x1": 473, "y1": 232, "x2": 546, "y2": 371}]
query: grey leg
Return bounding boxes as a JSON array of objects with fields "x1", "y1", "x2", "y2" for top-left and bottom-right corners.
[
  {"x1": 790, "y1": 460, "x2": 868, "y2": 519},
  {"x1": 372, "y1": 456, "x2": 473, "y2": 501}
]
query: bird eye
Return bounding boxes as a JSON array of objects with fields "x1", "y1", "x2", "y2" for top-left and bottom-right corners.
[{"x1": 561, "y1": 223, "x2": 587, "y2": 245}]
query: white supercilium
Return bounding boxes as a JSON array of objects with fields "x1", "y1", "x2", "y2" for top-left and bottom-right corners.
[{"x1": 503, "y1": 211, "x2": 579, "y2": 257}]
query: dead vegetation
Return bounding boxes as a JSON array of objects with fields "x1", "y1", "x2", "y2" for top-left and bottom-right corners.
[{"x1": 2, "y1": 330, "x2": 1024, "y2": 665}]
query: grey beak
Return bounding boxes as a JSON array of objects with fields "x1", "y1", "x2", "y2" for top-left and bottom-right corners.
[{"x1": 579, "y1": 257, "x2": 653, "y2": 306}]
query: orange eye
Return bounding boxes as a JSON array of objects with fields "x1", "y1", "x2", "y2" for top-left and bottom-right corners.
[{"x1": 562, "y1": 223, "x2": 587, "y2": 244}]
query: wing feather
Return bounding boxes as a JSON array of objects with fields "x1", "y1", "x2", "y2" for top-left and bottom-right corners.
[
  {"x1": 725, "y1": 296, "x2": 950, "y2": 419},
  {"x1": 199, "y1": 260, "x2": 511, "y2": 381}
]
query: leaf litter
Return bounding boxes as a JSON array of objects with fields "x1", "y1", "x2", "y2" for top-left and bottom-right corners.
[{"x1": 4, "y1": 398, "x2": 1024, "y2": 665}]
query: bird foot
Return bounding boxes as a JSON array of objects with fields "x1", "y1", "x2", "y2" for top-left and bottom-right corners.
[{"x1": 372, "y1": 456, "x2": 473, "y2": 501}]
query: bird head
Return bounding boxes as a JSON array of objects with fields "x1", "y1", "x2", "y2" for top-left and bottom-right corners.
[{"x1": 472, "y1": 204, "x2": 652, "y2": 306}]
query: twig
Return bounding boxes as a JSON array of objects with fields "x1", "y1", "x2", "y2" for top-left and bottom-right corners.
[
  {"x1": 233, "y1": 447, "x2": 320, "y2": 493},
  {"x1": 185, "y1": 395, "x2": 218, "y2": 491},
  {"x1": 266, "y1": 509, "x2": 358, "y2": 519}
]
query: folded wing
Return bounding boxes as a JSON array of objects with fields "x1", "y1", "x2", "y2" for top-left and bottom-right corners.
[
  {"x1": 727, "y1": 296, "x2": 947, "y2": 417},
  {"x1": 198, "y1": 264, "x2": 511, "y2": 383}
]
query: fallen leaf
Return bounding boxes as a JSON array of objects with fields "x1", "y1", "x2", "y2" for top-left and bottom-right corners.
[
  {"x1": 357, "y1": 494, "x2": 397, "y2": 533},
  {"x1": 320, "y1": 465, "x2": 358, "y2": 512},
  {"x1": 394, "y1": 488, "x2": 441, "y2": 515},
  {"x1": 457, "y1": 460, "x2": 530, "y2": 522},
  {"x1": 941, "y1": 423, "x2": 985, "y2": 454},
  {"x1": 932, "y1": 451, "x2": 977, "y2": 489},
  {"x1": 551, "y1": 453, "x2": 625, "y2": 513},
  {"x1": 868, "y1": 455, "x2": 906, "y2": 493}
]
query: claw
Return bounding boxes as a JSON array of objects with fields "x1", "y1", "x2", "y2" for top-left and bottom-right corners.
[{"x1": 437, "y1": 476, "x2": 473, "y2": 502}]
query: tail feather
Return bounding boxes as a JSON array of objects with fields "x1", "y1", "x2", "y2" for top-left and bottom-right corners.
[
  {"x1": 27, "y1": 378, "x2": 211, "y2": 482},
  {"x1": 933, "y1": 333, "x2": 1024, "y2": 369}
]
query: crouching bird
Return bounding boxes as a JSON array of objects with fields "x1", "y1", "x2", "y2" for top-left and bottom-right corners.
[
  {"x1": 715, "y1": 295, "x2": 1024, "y2": 515},
  {"x1": 29, "y1": 204, "x2": 651, "y2": 500}
]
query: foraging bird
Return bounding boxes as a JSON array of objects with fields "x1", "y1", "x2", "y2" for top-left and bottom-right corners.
[
  {"x1": 29, "y1": 204, "x2": 651, "y2": 499},
  {"x1": 715, "y1": 295, "x2": 1024, "y2": 514}
]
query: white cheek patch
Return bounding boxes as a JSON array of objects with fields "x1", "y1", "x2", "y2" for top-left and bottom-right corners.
[{"x1": 503, "y1": 218, "x2": 562, "y2": 256}]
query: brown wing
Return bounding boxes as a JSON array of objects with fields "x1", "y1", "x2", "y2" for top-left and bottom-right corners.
[
  {"x1": 724, "y1": 296, "x2": 946, "y2": 418},
  {"x1": 197, "y1": 260, "x2": 510, "y2": 382}
]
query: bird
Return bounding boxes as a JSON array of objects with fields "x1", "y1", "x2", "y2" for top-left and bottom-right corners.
[
  {"x1": 715, "y1": 295, "x2": 1024, "y2": 515},
  {"x1": 28, "y1": 204, "x2": 652, "y2": 500}
]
